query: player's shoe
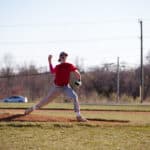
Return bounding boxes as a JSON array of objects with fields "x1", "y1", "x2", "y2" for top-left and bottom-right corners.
[
  {"x1": 76, "y1": 116, "x2": 88, "y2": 122},
  {"x1": 24, "y1": 106, "x2": 36, "y2": 115}
]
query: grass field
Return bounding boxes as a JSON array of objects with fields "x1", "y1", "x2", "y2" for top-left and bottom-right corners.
[{"x1": 0, "y1": 103, "x2": 150, "y2": 150}]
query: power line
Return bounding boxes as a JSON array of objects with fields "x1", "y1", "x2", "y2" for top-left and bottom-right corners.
[
  {"x1": 0, "y1": 36, "x2": 145, "y2": 45},
  {"x1": 0, "y1": 19, "x2": 150, "y2": 28}
]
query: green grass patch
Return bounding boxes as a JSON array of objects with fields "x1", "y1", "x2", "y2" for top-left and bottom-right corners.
[{"x1": 0, "y1": 122, "x2": 150, "y2": 150}]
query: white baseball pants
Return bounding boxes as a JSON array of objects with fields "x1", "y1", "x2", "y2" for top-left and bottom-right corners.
[{"x1": 36, "y1": 84, "x2": 80, "y2": 112}]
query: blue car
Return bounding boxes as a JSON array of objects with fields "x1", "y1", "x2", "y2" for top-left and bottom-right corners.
[{"x1": 3, "y1": 96, "x2": 28, "y2": 103}]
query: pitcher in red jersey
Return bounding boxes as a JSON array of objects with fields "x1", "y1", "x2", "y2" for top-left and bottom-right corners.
[{"x1": 24, "y1": 52, "x2": 87, "y2": 122}]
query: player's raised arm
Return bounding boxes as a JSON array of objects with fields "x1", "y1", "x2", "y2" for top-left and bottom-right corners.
[{"x1": 48, "y1": 55, "x2": 55, "y2": 74}]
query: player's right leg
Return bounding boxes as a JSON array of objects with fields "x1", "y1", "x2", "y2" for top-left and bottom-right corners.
[{"x1": 24, "y1": 86, "x2": 61, "y2": 115}]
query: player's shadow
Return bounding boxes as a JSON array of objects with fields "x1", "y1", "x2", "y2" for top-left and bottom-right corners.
[
  {"x1": 87, "y1": 118, "x2": 130, "y2": 123},
  {"x1": 0, "y1": 114, "x2": 25, "y2": 121}
]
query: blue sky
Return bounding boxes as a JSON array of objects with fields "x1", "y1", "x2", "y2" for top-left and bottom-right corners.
[{"x1": 0, "y1": 0, "x2": 150, "y2": 70}]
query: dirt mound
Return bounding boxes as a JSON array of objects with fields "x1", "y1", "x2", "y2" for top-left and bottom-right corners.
[{"x1": 0, "y1": 113, "x2": 130, "y2": 124}]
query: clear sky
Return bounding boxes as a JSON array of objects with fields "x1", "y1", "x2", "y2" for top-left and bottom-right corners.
[{"x1": 0, "y1": 0, "x2": 150, "y2": 70}]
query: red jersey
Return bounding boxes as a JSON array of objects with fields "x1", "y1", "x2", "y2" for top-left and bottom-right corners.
[{"x1": 49, "y1": 62, "x2": 77, "y2": 86}]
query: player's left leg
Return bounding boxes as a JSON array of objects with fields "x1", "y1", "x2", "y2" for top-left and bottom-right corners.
[{"x1": 63, "y1": 85, "x2": 87, "y2": 122}]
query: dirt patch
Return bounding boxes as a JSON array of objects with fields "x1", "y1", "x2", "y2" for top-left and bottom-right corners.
[
  {"x1": 2, "y1": 108, "x2": 144, "y2": 124},
  {"x1": 0, "y1": 112, "x2": 130, "y2": 125}
]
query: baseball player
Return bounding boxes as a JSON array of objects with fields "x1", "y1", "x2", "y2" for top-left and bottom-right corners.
[{"x1": 24, "y1": 51, "x2": 87, "y2": 122}]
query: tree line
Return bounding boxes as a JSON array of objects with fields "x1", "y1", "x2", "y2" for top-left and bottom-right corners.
[{"x1": 1, "y1": 54, "x2": 150, "y2": 103}]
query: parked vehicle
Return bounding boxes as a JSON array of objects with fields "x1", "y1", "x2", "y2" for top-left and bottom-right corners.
[{"x1": 3, "y1": 96, "x2": 28, "y2": 103}]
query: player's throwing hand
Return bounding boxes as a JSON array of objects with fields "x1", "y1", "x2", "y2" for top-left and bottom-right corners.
[{"x1": 48, "y1": 55, "x2": 52, "y2": 62}]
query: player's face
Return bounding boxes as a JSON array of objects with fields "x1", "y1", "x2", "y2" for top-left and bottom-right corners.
[{"x1": 60, "y1": 54, "x2": 67, "y2": 62}]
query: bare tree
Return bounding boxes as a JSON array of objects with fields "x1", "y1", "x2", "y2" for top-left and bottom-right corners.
[{"x1": 0, "y1": 53, "x2": 15, "y2": 96}]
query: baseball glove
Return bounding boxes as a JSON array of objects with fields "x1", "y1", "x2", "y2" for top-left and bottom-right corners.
[{"x1": 74, "y1": 79, "x2": 82, "y2": 86}]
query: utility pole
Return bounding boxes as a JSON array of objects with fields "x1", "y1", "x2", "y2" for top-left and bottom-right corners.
[
  {"x1": 117, "y1": 57, "x2": 120, "y2": 102},
  {"x1": 139, "y1": 20, "x2": 144, "y2": 103}
]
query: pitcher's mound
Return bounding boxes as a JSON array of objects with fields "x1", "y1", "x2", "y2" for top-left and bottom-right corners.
[{"x1": 0, "y1": 113, "x2": 130, "y2": 124}]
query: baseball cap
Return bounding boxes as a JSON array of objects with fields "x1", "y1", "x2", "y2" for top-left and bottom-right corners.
[{"x1": 58, "y1": 51, "x2": 68, "y2": 61}]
